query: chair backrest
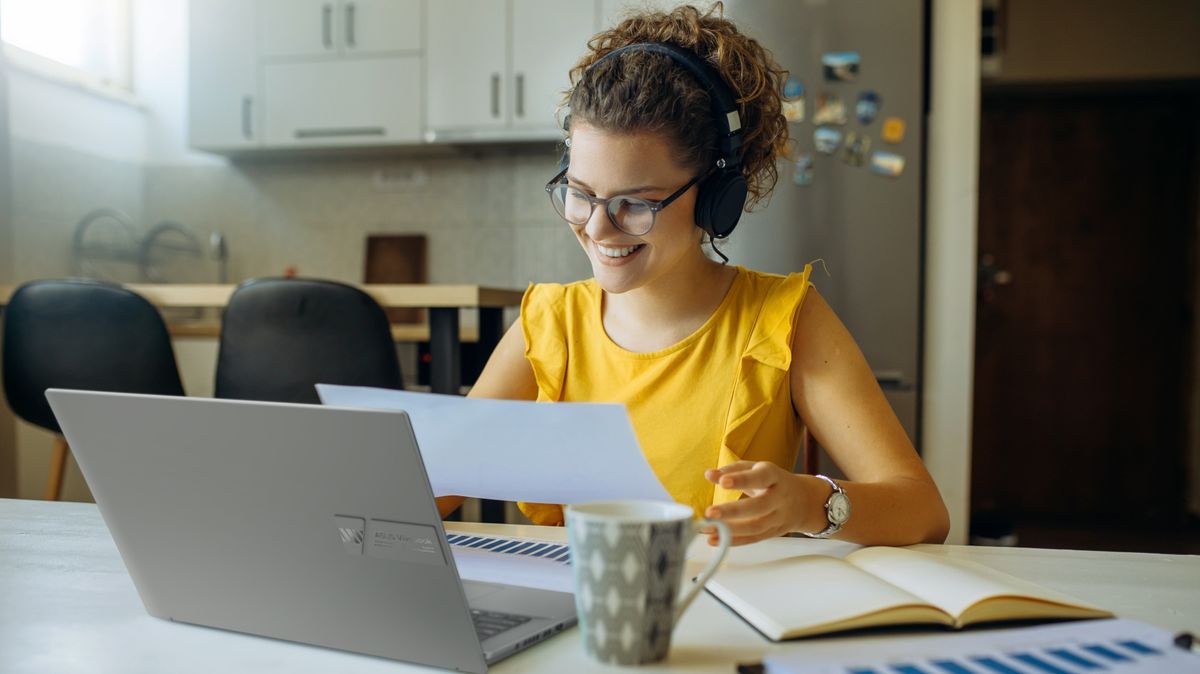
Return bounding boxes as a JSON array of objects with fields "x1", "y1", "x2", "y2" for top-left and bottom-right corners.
[
  {"x1": 2, "y1": 279, "x2": 185, "y2": 433},
  {"x1": 214, "y1": 277, "x2": 402, "y2": 404}
]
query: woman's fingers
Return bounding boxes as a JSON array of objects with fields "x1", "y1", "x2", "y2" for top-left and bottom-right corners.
[
  {"x1": 707, "y1": 512, "x2": 783, "y2": 546},
  {"x1": 704, "y1": 461, "x2": 757, "y2": 484},
  {"x1": 702, "y1": 463, "x2": 804, "y2": 546},
  {"x1": 716, "y1": 461, "x2": 780, "y2": 491},
  {"x1": 705, "y1": 494, "x2": 773, "y2": 521}
]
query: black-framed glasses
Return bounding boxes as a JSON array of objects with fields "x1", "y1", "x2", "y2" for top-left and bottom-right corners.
[{"x1": 544, "y1": 167, "x2": 710, "y2": 237}]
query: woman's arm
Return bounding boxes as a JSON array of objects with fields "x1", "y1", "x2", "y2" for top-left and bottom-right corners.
[
  {"x1": 435, "y1": 321, "x2": 539, "y2": 518},
  {"x1": 704, "y1": 288, "x2": 950, "y2": 546}
]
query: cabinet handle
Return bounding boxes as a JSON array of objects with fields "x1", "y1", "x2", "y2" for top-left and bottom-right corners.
[
  {"x1": 241, "y1": 96, "x2": 253, "y2": 139},
  {"x1": 491, "y1": 74, "x2": 500, "y2": 118},
  {"x1": 515, "y1": 73, "x2": 524, "y2": 117},
  {"x1": 295, "y1": 127, "x2": 386, "y2": 138},
  {"x1": 322, "y1": 4, "x2": 333, "y2": 49},
  {"x1": 345, "y1": 2, "x2": 356, "y2": 48}
]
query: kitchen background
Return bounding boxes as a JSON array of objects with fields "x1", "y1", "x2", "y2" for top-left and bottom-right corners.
[{"x1": 0, "y1": 0, "x2": 1198, "y2": 550}]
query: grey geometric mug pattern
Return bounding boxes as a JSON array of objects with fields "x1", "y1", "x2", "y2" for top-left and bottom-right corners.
[{"x1": 567, "y1": 518, "x2": 690, "y2": 665}]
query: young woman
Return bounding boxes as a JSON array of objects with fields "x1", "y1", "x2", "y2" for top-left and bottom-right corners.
[{"x1": 438, "y1": 4, "x2": 949, "y2": 547}]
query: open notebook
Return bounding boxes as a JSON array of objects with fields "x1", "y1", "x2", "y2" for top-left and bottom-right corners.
[{"x1": 706, "y1": 546, "x2": 1113, "y2": 640}]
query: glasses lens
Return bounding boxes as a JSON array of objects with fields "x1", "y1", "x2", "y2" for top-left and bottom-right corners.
[
  {"x1": 551, "y1": 184, "x2": 592, "y2": 225},
  {"x1": 607, "y1": 196, "x2": 655, "y2": 236}
]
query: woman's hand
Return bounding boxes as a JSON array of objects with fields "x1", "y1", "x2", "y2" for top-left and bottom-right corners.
[{"x1": 702, "y1": 462, "x2": 824, "y2": 546}]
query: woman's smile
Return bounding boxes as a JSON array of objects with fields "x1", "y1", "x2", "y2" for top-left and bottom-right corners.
[{"x1": 591, "y1": 240, "x2": 647, "y2": 265}]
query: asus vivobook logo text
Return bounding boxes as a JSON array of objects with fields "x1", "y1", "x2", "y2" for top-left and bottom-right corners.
[{"x1": 333, "y1": 515, "x2": 446, "y2": 567}]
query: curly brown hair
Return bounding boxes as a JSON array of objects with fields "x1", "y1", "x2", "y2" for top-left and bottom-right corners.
[{"x1": 564, "y1": 2, "x2": 788, "y2": 211}]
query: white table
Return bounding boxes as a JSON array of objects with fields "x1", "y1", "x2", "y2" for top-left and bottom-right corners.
[{"x1": 2, "y1": 498, "x2": 1198, "y2": 673}]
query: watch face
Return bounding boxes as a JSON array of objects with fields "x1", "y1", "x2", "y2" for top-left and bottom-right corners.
[{"x1": 828, "y1": 493, "x2": 851, "y2": 524}]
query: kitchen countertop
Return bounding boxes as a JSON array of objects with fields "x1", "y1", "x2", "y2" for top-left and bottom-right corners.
[
  {"x1": 0, "y1": 283, "x2": 524, "y2": 343},
  {"x1": 0, "y1": 283, "x2": 526, "y2": 309}
]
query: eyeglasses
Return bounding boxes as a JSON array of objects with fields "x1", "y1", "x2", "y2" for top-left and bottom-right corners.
[{"x1": 544, "y1": 167, "x2": 709, "y2": 237}]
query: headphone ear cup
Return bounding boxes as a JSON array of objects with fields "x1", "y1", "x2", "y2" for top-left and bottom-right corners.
[{"x1": 696, "y1": 172, "x2": 748, "y2": 239}]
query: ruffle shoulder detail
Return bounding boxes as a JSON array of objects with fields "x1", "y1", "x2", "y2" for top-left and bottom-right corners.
[
  {"x1": 520, "y1": 283, "x2": 569, "y2": 402},
  {"x1": 713, "y1": 264, "x2": 814, "y2": 505}
]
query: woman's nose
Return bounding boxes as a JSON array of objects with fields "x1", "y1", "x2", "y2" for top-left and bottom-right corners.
[{"x1": 583, "y1": 203, "x2": 619, "y2": 241}]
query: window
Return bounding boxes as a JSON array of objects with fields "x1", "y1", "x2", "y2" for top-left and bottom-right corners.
[{"x1": 1, "y1": 0, "x2": 132, "y2": 91}]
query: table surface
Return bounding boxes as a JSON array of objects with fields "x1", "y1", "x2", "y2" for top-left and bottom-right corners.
[
  {"x1": 2, "y1": 498, "x2": 1198, "y2": 674},
  {"x1": 0, "y1": 283, "x2": 526, "y2": 309}
]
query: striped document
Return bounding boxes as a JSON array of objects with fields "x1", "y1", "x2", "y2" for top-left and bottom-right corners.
[{"x1": 446, "y1": 534, "x2": 575, "y2": 594}]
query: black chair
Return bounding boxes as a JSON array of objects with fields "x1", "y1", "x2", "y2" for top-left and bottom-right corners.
[
  {"x1": 2, "y1": 279, "x2": 186, "y2": 500},
  {"x1": 214, "y1": 278, "x2": 402, "y2": 404}
]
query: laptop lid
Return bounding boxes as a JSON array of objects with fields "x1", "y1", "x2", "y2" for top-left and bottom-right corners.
[{"x1": 46, "y1": 389, "x2": 489, "y2": 674}]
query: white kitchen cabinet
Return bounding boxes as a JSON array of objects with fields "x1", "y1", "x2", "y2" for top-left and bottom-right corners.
[
  {"x1": 262, "y1": 58, "x2": 423, "y2": 147},
  {"x1": 426, "y1": 0, "x2": 597, "y2": 141},
  {"x1": 254, "y1": 0, "x2": 422, "y2": 148},
  {"x1": 426, "y1": 0, "x2": 508, "y2": 133},
  {"x1": 259, "y1": 0, "x2": 420, "y2": 59},
  {"x1": 189, "y1": 0, "x2": 260, "y2": 150},
  {"x1": 348, "y1": 0, "x2": 422, "y2": 55},
  {"x1": 510, "y1": 0, "x2": 595, "y2": 131}
]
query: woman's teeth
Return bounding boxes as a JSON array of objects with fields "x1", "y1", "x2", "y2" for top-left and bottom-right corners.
[{"x1": 597, "y1": 243, "x2": 644, "y2": 258}]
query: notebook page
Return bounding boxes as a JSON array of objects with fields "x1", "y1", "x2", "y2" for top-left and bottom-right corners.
[
  {"x1": 706, "y1": 555, "x2": 950, "y2": 639},
  {"x1": 846, "y1": 547, "x2": 1106, "y2": 622},
  {"x1": 764, "y1": 618, "x2": 1193, "y2": 674}
]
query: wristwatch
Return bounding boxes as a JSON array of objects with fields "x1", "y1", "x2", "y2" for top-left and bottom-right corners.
[{"x1": 802, "y1": 474, "x2": 851, "y2": 539}]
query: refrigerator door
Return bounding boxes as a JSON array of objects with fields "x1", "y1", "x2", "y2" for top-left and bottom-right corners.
[{"x1": 722, "y1": 0, "x2": 926, "y2": 444}]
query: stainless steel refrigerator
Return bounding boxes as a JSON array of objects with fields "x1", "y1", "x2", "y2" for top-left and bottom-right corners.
[{"x1": 722, "y1": 0, "x2": 927, "y2": 454}]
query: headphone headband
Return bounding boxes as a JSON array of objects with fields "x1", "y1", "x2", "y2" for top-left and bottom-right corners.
[{"x1": 588, "y1": 42, "x2": 744, "y2": 170}]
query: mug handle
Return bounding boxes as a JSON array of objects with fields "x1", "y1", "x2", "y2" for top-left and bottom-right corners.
[{"x1": 673, "y1": 518, "x2": 731, "y2": 623}]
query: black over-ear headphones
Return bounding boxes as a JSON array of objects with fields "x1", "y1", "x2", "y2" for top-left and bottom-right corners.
[{"x1": 559, "y1": 42, "x2": 748, "y2": 239}]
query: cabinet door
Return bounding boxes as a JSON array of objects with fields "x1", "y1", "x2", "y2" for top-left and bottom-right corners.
[
  {"x1": 426, "y1": 0, "x2": 508, "y2": 134},
  {"x1": 189, "y1": 0, "x2": 260, "y2": 150},
  {"x1": 261, "y1": 58, "x2": 422, "y2": 146},
  {"x1": 342, "y1": 0, "x2": 421, "y2": 55},
  {"x1": 259, "y1": 0, "x2": 339, "y2": 59},
  {"x1": 511, "y1": 0, "x2": 596, "y2": 132}
]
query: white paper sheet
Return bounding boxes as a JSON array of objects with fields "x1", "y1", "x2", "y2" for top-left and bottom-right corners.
[{"x1": 316, "y1": 385, "x2": 673, "y2": 504}]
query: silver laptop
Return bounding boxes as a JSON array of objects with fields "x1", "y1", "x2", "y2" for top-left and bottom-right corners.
[{"x1": 46, "y1": 389, "x2": 576, "y2": 673}]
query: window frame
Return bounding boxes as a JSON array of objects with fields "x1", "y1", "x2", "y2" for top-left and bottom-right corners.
[{"x1": 1, "y1": 0, "x2": 138, "y2": 105}]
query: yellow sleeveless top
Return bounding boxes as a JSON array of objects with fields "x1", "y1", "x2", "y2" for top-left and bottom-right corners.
[{"x1": 518, "y1": 264, "x2": 815, "y2": 525}]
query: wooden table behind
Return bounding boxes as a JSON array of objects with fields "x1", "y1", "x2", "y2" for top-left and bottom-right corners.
[{"x1": 0, "y1": 282, "x2": 526, "y2": 393}]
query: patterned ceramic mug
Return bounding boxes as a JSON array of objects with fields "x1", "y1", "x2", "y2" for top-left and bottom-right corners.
[{"x1": 564, "y1": 500, "x2": 731, "y2": 665}]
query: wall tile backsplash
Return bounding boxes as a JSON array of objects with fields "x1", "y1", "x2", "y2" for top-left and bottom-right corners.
[{"x1": 10, "y1": 139, "x2": 593, "y2": 301}]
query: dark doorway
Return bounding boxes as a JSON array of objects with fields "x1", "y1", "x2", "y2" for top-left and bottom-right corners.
[{"x1": 972, "y1": 84, "x2": 1199, "y2": 551}]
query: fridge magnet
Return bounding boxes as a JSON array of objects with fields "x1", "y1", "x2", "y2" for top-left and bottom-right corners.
[
  {"x1": 792, "y1": 154, "x2": 815, "y2": 186},
  {"x1": 841, "y1": 132, "x2": 871, "y2": 167},
  {"x1": 869, "y1": 151, "x2": 906, "y2": 178},
  {"x1": 782, "y1": 98, "x2": 805, "y2": 123},
  {"x1": 783, "y1": 77, "x2": 805, "y2": 99},
  {"x1": 881, "y1": 116, "x2": 906, "y2": 144},
  {"x1": 813, "y1": 93, "x2": 847, "y2": 125},
  {"x1": 821, "y1": 51, "x2": 861, "y2": 82},
  {"x1": 856, "y1": 90, "x2": 881, "y2": 125},
  {"x1": 813, "y1": 127, "x2": 843, "y2": 155}
]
